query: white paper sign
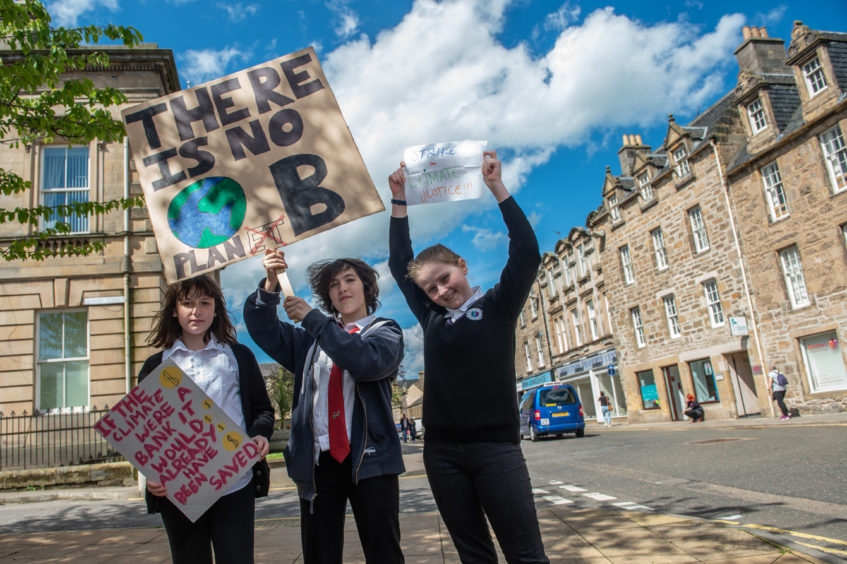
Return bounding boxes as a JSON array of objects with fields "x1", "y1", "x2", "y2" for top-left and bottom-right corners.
[
  {"x1": 402, "y1": 140, "x2": 488, "y2": 205},
  {"x1": 93, "y1": 359, "x2": 260, "y2": 522}
]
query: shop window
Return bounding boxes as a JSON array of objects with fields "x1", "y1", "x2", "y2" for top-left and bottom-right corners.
[
  {"x1": 37, "y1": 310, "x2": 89, "y2": 411},
  {"x1": 800, "y1": 331, "x2": 847, "y2": 392},
  {"x1": 637, "y1": 369, "x2": 660, "y2": 409},
  {"x1": 689, "y1": 358, "x2": 719, "y2": 403}
]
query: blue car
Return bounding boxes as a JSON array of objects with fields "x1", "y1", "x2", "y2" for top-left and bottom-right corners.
[{"x1": 519, "y1": 384, "x2": 585, "y2": 441}]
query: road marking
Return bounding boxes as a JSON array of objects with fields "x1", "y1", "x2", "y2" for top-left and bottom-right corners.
[
  {"x1": 549, "y1": 480, "x2": 563, "y2": 485},
  {"x1": 742, "y1": 524, "x2": 847, "y2": 547},
  {"x1": 715, "y1": 514, "x2": 741, "y2": 520},
  {"x1": 560, "y1": 485, "x2": 586, "y2": 492},
  {"x1": 543, "y1": 495, "x2": 573, "y2": 505},
  {"x1": 793, "y1": 541, "x2": 847, "y2": 557},
  {"x1": 532, "y1": 488, "x2": 550, "y2": 494},
  {"x1": 583, "y1": 492, "x2": 617, "y2": 501},
  {"x1": 612, "y1": 502, "x2": 653, "y2": 512}
]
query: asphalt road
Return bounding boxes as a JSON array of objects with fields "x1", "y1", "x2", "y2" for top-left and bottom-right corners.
[
  {"x1": 1, "y1": 423, "x2": 845, "y2": 560},
  {"x1": 520, "y1": 423, "x2": 847, "y2": 558}
]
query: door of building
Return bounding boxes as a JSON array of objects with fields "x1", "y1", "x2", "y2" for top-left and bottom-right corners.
[
  {"x1": 729, "y1": 352, "x2": 760, "y2": 417},
  {"x1": 662, "y1": 365, "x2": 685, "y2": 421}
]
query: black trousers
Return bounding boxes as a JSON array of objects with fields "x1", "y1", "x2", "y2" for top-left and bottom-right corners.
[
  {"x1": 299, "y1": 452, "x2": 403, "y2": 563},
  {"x1": 159, "y1": 483, "x2": 255, "y2": 564},
  {"x1": 773, "y1": 390, "x2": 790, "y2": 416},
  {"x1": 424, "y1": 441, "x2": 549, "y2": 564}
]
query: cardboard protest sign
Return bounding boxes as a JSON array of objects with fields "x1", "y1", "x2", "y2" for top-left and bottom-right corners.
[
  {"x1": 93, "y1": 359, "x2": 260, "y2": 522},
  {"x1": 122, "y1": 47, "x2": 383, "y2": 283},
  {"x1": 402, "y1": 140, "x2": 487, "y2": 205}
]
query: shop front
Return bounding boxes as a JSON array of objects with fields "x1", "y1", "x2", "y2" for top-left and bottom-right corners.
[{"x1": 556, "y1": 349, "x2": 626, "y2": 422}]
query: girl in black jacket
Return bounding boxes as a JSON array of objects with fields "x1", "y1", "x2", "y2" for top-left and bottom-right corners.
[{"x1": 139, "y1": 275, "x2": 274, "y2": 564}]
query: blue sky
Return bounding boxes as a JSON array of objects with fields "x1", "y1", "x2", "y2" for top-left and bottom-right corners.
[{"x1": 49, "y1": 0, "x2": 847, "y2": 377}]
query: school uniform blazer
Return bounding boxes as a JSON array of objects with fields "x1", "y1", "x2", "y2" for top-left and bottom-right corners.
[
  {"x1": 137, "y1": 341, "x2": 275, "y2": 513},
  {"x1": 243, "y1": 281, "x2": 406, "y2": 506}
]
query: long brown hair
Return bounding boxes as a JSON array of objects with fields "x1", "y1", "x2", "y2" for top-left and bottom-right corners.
[{"x1": 147, "y1": 275, "x2": 236, "y2": 349}]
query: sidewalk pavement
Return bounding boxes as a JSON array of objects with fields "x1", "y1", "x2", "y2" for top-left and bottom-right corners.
[{"x1": 2, "y1": 413, "x2": 843, "y2": 563}]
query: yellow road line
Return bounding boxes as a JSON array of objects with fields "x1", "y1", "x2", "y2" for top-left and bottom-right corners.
[
  {"x1": 794, "y1": 541, "x2": 847, "y2": 557},
  {"x1": 742, "y1": 523, "x2": 847, "y2": 547}
]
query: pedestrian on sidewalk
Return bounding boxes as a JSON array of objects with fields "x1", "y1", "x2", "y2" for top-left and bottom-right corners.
[
  {"x1": 684, "y1": 394, "x2": 705, "y2": 423},
  {"x1": 400, "y1": 412, "x2": 409, "y2": 442},
  {"x1": 244, "y1": 253, "x2": 405, "y2": 563},
  {"x1": 389, "y1": 151, "x2": 549, "y2": 563},
  {"x1": 768, "y1": 366, "x2": 792, "y2": 421},
  {"x1": 598, "y1": 391, "x2": 613, "y2": 427},
  {"x1": 139, "y1": 275, "x2": 275, "y2": 564},
  {"x1": 409, "y1": 417, "x2": 418, "y2": 441}
]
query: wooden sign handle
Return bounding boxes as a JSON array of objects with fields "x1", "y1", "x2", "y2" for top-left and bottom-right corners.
[{"x1": 275, "y1": 269, "x2": 295, "y2": 298}]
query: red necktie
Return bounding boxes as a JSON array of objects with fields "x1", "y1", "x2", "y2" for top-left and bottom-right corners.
[{"x1": 328, "y1": 326, "x2": 359, "y2": 463}]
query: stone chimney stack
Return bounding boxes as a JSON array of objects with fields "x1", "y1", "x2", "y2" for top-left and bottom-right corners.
[
  {"x1": 617, "y1": 134, "x2": 650, "y2": 177},
  {"x1": 734, "y1": 25, "x2": 789, "y2": 75}
]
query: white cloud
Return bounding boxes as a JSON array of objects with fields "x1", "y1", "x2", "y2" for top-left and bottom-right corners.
[
  {"x1": 47, "y1": 0, "x2": 117, "y2": 27},
  {"x1": 400, "y1": 323, "x2": 424, "y2": 378},
  {"x1": 327, "y1": 0, "x2": 360, "y2": 39},
  {"x1": 179, "y1": 47, "x2": 249, "y2": 85},
  {"x1": 222, "y1": 0, "x2": 746, "y2": 369},
  {"x1": 218, "y1": 2, "x2": 258, "y2": 23},
  {"x1": 462, "y1": 225, "x2": 508, "y2": 251},
  {"x1": 543, "y1": 2, "x2": 581, "y2": 33}
]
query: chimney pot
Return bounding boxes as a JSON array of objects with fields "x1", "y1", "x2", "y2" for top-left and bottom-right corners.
[
  {"x1": 760, "y1": 27, "x2": 768, "y2": 38},
  {"x1": 622, "y1": 135, "x2": 629, "y2": 146},
  {"x1": 742, "y1": 26, "x2": 751, "y2": 40},
  {"x1": 636, "y1": 134, "x2": 643, "y2": 145}
]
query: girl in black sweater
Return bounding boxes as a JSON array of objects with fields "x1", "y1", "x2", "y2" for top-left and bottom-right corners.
[{"x1": 388, "y1": 151, "x2": 548, "y2": 563}]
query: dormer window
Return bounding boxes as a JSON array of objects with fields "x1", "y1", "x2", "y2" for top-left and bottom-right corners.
[
  {"x1": 608, "y1": 195, "x2": 621, "y2": 223},
  {"x1": 672, "y1": 146, "x2": 690, "y2": 179},
  {"x1": 802, "y1": 56, "x2": 827, "y2": 97},
  {"x1": 747, "y1": 99, "x2": 767, "y2": 134},
  {"x1": 638, "y1": 173, "x2": 653, "y2": 201},
  {"x1": 820, "y1": 125, "x2": 847, "y2": 194}
]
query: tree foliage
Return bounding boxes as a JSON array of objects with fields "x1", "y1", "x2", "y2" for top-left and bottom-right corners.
[
  {"x1": 266, "y1": 365, "x2": 294, "y2": 428},
  {"x1": 0, "y1": 0, "x2": 145, "y2": 261}
]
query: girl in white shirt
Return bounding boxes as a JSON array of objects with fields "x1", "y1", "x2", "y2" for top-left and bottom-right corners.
[{"x1": 139, "y1": 275, "x2": 274, "y2": 564}]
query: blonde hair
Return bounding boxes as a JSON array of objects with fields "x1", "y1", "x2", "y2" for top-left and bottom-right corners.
[{"x1": 407, "y1": 244, "x2": 463, "y2": 282}]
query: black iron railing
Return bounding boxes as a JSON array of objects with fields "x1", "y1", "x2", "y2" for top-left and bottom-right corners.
[{"x1": 0, "y1": 407, "x2": 123, "y2": 470}]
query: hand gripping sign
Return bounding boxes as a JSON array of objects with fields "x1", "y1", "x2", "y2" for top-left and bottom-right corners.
[
  {"x1": 402, "y1": 140, "x2": 488, "y2": 205},
  {"x1": 94, "y1": 360, "x2": 261, "y2": 522},
  {"x1": 122, "y1": 47, "x2": 383, "y2": 283}
]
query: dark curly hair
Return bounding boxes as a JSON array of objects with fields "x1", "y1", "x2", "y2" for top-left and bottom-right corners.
[
  {"x1": 146, "y1": 275, "x2": 236, "y2": 349},
  {"x1": 308, "y1": 258, "x2": 380, "y2": 317}
]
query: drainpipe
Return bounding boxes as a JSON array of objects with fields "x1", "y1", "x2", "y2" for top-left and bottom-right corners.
[
  {"x1": 123, "y1": 138, "x2": 131, "y2": 395},
  {"x1": 710, "y1": 139, "x2": 774, "y2": 417}
]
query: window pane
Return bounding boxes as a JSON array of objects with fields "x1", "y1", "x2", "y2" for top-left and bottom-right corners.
[
  {"x1": 66, "y1": 147, "x2": 89, "y2": 188},
  {"x1": 801, "y1": 331, "x2": 847, "y2": 392},
  {"x1": 64, "y1": 311, "x2": 88, "y2": 357},
  {"x1": 689, "y1": 359, "x2": 718, "y2": 402},
  {"x1": 39, "y1": 312, "x2": 64, "y2": 360},
  {"x1": 42, "y1": 148, "x2": 67, "y2": 189},
  {"x1": 39, "y1": 363, "x2": 63, "y2": 410},
  {"x1": 65, "y1": 360, "x2": 89, "y2": 407},
  {"x1": 637, "y1": 369, "x2": 659, "y2": 409}
]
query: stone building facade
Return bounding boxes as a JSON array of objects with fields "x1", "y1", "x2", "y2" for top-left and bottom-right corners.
[
  {"x1": 724, "y1": 22, "x2": 847, "y2": 413},
  {"x1": 518, "y1": 22, "x2": 847, "y2": 423},
  {"x1": 0, "y1": 45, "x2": 180, "y2": 415},
  {"x1": 516, "y1": 229, "x2": 625, "y2": 422}
]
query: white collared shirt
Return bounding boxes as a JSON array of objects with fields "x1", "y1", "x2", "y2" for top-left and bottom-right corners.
[
  {"x1": 312, "y1": 315, "x2": 374, "y2": 463},
  {"x1": 444, "y1": 286, "x2": 483, "y2": 324},
  {"x1": 163, "y1": 336, "x2": 251, "y2": 492}
]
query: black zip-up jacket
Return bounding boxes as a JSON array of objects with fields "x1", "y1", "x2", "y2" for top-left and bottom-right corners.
[{"x1": 244, "y1": 282, "x2": 405, "y2": 505}]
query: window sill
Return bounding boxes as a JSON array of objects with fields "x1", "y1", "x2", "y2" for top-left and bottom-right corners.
[
  {"x1": 640, "y1": 198, "x2": 658, "y2": 212},
  {"x1": 770, "y1": 214, "x2": 791, "y2": 224},
  {"x1": 674, "y1": 173, "x2": 695, "y2": 189},
  {"x1": 610, "y1": 219, "x2": 626, "y2": 231}
]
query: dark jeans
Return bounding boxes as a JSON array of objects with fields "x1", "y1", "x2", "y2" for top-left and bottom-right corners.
[
  {"x1": 300, "y1": 452, "x2": 403, "y2": 563},
  {"x1": 159, "y1": 482, "x2": 255, "y2": 564},
  {"x1": 773, "y1": 390, "x2": 789, "y2": 416},
  {"x1": 424, "y1": 441, "x2": 549, "y2": 564}
]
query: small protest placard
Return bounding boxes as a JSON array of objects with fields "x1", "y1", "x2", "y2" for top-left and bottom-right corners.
[
  {"x1": 122, "y1": 46, "x2": 383, "y2": 283},
  {"x1": 402, "y1": 140, "x2": 487, "y2": 205},
  {"x1": 93, "y1": 360, "x2": 260, "y2": 522}
]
